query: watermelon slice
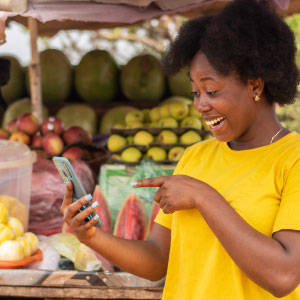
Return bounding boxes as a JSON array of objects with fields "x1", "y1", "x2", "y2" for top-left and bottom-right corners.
[
  {"x1": 92, "y1": 185, "x2": 112, "y2": 233},
  {"x1": 113, "y1": 193, "x2": 146, "y2": 240},
  {"x1": 148, "y1": 202, "x2": 160, "y2": 233}
]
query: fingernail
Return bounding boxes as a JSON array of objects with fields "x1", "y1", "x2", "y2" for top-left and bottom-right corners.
[
  {"x1": 93, "y1": 214, "x2": 99, "y2": 221},
  {"x1": 66, "y1": 179, "x2": 69, "y2": 186},
  {"x1": 130, "y1": 181, "x2": 138, "y2": 187},
  {"x1": 91, "y1": 201, "x2": 99, "y2": 208},
  {"x1": 85, "y1": 194, "x2": 92, "y2": 201}
]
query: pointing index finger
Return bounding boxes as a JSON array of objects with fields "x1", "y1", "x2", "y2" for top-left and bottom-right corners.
[{"x1": 131, "y1": 176, "x2": 168, "y2": 188}]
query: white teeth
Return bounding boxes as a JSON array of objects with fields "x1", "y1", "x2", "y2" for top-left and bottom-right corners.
[{"x1": 205, "y1": 117, "x2": 225, "y2": 126}]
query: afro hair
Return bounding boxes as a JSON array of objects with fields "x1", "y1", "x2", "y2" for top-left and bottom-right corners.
[{"x1": 161, "y1": 0, "x2": 299, "y2": 105}]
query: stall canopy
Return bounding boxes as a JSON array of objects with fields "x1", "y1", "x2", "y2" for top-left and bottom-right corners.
[{"x1": 0, "y1": 0, "x2": 298, "y2": 38}]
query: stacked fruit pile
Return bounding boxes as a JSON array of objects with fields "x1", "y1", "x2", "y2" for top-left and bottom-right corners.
[
  {"x1": 0, "y1": 202, "x2": 39, "y2": 261},
  {"x1": 107, "y1": 99, "x2": 212, "y2": 163},
  {"x1": 0, "y1": 113, "x2": 95, "y2": 160}
]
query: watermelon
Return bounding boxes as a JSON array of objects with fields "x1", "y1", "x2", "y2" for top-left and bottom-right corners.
[
  {"x1": 92, "y1": 185, "x2": 112, "y2": 233},
  {"x1": 26, "y1": 49, "x2": 72, "y2": 104},
  {"x1": 113, "y1": 193, "x2": 146, "y2": 240},
  {"x1": 56, "y1": 104, "x2": 97, "y2": 134},
  {"x1": 148, "y1": 202, "x2": 160, "y2": 233},
  {"x1": 99, "y1": 105, "x2": 136, "y2": 134},
  {"x1": 2, "y1": 98, "x2": 48, "y2": 128},
  {"x1": 75, "y1": 50, "x2": 119, "y2": 103},
  {"x1": 1, "y1": 56, "x2": 26, "y2": 104},
  {"x1": 121, "y1": 54, "x2": 166, "y2": 102},
  {"x1": 168, "y1": 66, "x2": 193, "y2": 99}
]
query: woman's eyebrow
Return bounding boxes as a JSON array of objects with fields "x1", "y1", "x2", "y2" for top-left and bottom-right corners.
[{"x1": 200, "y1": 77, "x2": 216, "y2": 82}]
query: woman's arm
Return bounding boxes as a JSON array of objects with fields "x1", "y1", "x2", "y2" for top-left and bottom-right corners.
[
  {"x1": 61, "y1": 182, "x2": 170, "y2": 281},
  {"x1": 84, "y1": 223, "x2": 170, "y2": 281},
  {"x1": 134, "y1": 175, "x2": 300, "y2": 297}
]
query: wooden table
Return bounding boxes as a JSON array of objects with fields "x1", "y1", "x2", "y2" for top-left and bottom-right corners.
[{"x1": 0, "y1": 269, "x2": 163, "y2": 300}]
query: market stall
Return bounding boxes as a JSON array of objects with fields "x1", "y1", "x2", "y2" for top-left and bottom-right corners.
[{"x1": 0, "y1": 1, "x2": 297, "y2": 299}]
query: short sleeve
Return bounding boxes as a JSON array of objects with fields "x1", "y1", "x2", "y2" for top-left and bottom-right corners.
[
  {"x1": 154, "y1": 209, "x2": 172, "y2": 229},
  {"x1": 272, "y1": 159, "x2": 300, "y2": 234}
]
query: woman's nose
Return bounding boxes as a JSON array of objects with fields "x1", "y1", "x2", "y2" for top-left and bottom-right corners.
[{"x1": 194, "y1": 97, "x2": 210, "y2": 113}]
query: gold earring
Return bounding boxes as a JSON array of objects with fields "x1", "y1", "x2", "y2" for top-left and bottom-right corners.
[{"x1": 254, "y1": 94, "x2": 260, "y2": 102}]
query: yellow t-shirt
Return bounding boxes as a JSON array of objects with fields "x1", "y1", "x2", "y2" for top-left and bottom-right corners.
[{"x1": 155, "y1": 131, "x2": 300, "y2": 300}]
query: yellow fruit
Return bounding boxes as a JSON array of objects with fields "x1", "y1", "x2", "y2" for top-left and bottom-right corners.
[
  {"x1": 0, "y1": 195, "x2": 28, "y2": 229},
  {"x1": 107, "y1": 134, "x2": 127, "y2": 152},
  {"x1": 7, "y1": 217, "x2": 24, "y2": 237},
  {"x1": 146, "y1": 147, "x2": 167, "y2": 161},
  {"x1": 121, "y1": 147, "x2": 142, "y2": 162},
  {"x1": 0, "y1": 224, "x2": 15, "y2": 244},
  {"x1": 133, "y1": 130, "x2": 154, "y2": 146},
  {"x1": 16, "y1": 236, "x2": 32, "y2": 258},
  {"x1": 0, "y1": 203, "x2": 8, "y2": 224},
  {"x1": 0, "y1": 240, "x2": 24, "y2": 261},
  {"x1": 180, "y1": 130, "x2": 202, "y2": 145},
  {"x1": 23, "y1": 232, "x2": 39, "y2": 254}
]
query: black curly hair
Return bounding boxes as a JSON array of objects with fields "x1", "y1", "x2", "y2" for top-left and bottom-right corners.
[{"x1": 161, "y1": 0, "x2": 299, "y2": 105}]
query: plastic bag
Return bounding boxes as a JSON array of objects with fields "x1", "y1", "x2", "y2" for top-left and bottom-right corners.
[
  {"x1": 99, "y1": 159, "x2": 174, "y2": 227},
  {"x1": 45, "y1": 233, "x2": 102, "y2": 272}
]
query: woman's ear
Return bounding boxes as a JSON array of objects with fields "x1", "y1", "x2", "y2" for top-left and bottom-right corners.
[{"x1": 248, "y1": 78, "x2": 264, "y2": 99}]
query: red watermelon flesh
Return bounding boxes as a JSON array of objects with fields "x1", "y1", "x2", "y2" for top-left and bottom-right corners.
[
  {"x1": 93, "y1": 185, "x2": 112, "y2": 233},
  {"x1": 113, "y1": 193, "x2": 146, "y2": 240},
  {"x1": 148, "y1": 202, "x2": 160, "y2": 233}
]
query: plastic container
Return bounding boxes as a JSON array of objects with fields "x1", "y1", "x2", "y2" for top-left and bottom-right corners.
[{"x1": 0, "y1": 140, "x2": 37, "y2": 230}]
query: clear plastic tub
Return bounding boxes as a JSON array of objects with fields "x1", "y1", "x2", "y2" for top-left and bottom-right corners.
[{"x1": 0, "y1": 140, "x2": 37, "y2": 230}]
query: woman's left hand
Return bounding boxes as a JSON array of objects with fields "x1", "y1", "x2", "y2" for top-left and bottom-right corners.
[{"x1": 133, "y1": 175, "x2": 214, "y2": 213}]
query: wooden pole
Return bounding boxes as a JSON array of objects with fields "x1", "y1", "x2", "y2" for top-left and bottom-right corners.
[{"x1": 28, "y1": 17, "x2": 42, "y2": 123}]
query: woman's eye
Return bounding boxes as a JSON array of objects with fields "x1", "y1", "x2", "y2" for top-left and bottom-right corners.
[
  {"x1": 207, "y1": 91, "x2": 216, "y2": 97},
  {"x1": 191, "y1": 91, "x2": 200, "y2": 97}
]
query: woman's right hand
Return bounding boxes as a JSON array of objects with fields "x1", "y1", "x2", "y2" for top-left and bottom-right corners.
[{"x1": 61, "y1": 181, "x2": 98, "y2": 243}]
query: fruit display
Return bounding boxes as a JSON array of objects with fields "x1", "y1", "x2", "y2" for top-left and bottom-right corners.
[
  {"x1": 56, "y1": 104, "x2": 97, "y2": 135},
  {"x1": 2, "y1": 98, "x2": 49, "y2": 129},
  {"x1": 0, "y1": 201, "x2": 39, "y2": 261},
  {"x1": 106, "y1": 97, "x2": 212, "y2": 164},
  {"x1": 0, "y1": 56, "x2": 26, "y2": 104},
  {"x1": 99, "y1": 105, "x2": 137, "y2": 134},
  {"x1": 0, "y1": 195, "x2": 28, "y2": 230},
  {"x1": 113, "y1": 193, "x2": 146, "y2": 240},
  {"x1": 75, "y1": 50, "x2": 119, "y2": 103},
  {"x1": 167, "y1": 66, "x2": 192, "y2": 99},
  {"x1": 0, "y1": 112, "x2": 109, "y2": 162},
  {"x1": 120, "y1": 54, "x2": 166, "y2": 102},
  {"x1": 26, "y1": 49, "x2": 73, "y2": 104}
]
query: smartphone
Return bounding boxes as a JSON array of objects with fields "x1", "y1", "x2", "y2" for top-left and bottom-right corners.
[{"x1": 52, "y1": 156, "x2": 102, "y2": 227}]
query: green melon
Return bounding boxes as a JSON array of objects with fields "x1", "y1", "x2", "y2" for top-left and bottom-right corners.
[
  {"x1": 168, "y1": 66, "x2": 192, "y2": 99},
  {"x1": 26, "y1": 49, "x2": 72, "y2": 104},
  {"x1": 75, "y1": 50, "x2": 119, "y2": 103},
  {"x1": 121, "y1": 54, "x2": 166, "y2": 102},
  {"x1": 99, "y1": 105, "x2": 136, "y2": 134},
  {"x1": 160, "y1": 96, "x2": 192, "y2": 106},
  {"x1": 56, "y1": 104, "x2": 97, "y2": 134},
  {"x1": 1, "y1": 56, "x2": 26, "y2": 104},
  {"x1": 2, "y1": 98, "x2": 49, "y2": 128}
]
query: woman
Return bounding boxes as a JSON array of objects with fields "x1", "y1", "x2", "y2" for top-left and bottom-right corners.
[{"x1": 62, "y1": 0, "x2": 300, "y2": 299}]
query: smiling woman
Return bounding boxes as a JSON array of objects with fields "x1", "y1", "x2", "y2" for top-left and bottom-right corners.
[{"x1": 62, "y1": 1, "x2": 300, "y2": 300}]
